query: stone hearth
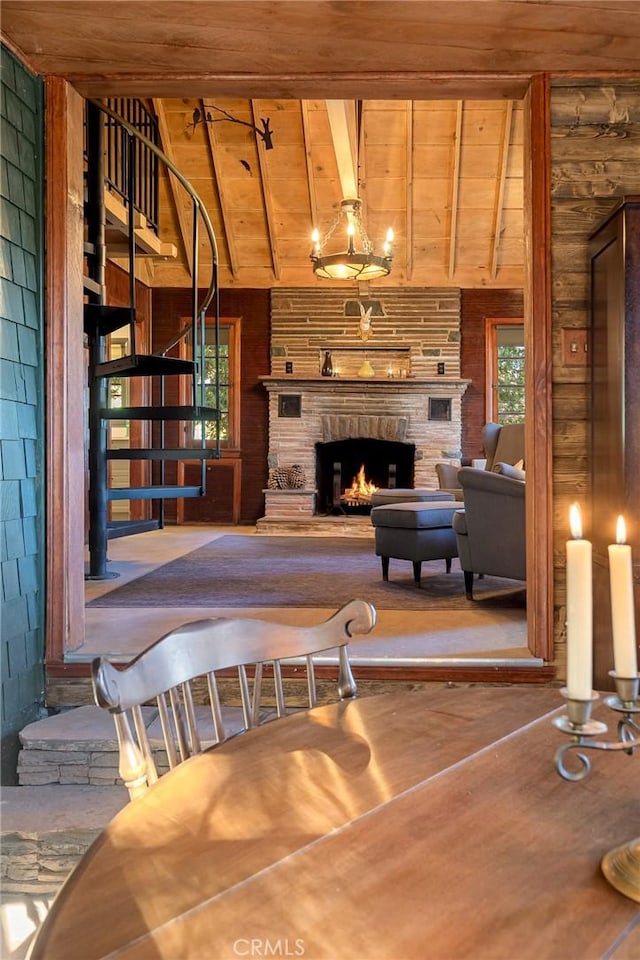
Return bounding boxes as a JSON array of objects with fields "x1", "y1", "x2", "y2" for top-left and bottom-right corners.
[{"x1": 257, "y1": 376, "x2": 469, "y2": 532}]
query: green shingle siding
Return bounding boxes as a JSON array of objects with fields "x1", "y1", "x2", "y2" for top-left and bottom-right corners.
[{"x1": 0, "y1": 44, "x2": 45, "y2": 783}]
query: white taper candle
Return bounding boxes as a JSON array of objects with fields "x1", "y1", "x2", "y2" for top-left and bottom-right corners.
[
  {"x1": 566, "y1": 503, "x2": 593, "y2": 700},
  {"x1": 608, "y1": 515, "x2": 638, "y2": 679}
]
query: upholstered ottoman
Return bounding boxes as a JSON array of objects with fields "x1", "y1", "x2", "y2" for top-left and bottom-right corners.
[
  {"x1": 370, "y1": 500, "x2": 459, "y2": 584},
  {"x1": 370, "y1": 488, "x2": 453, "y2": 507}
]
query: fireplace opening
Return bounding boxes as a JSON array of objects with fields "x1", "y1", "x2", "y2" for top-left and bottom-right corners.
[{"x1": 316, "y1": 438, "x2": 415, "y2": 514}]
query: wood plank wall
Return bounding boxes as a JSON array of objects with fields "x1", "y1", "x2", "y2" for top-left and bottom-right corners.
[
  {"x1": 460, "y1": 289, "x2": 525, "y2": 459},
  {"x1": 151, "y1": 287, "x2": 270, "y2": 523},
  {"x1": 550, "y1": 79, "x2": 640, "y2": 678}
]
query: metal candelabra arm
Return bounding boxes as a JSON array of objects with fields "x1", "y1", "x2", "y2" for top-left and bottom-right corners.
[{"x1": 552, "y1": 673, "x2": 640, "y2": 903}]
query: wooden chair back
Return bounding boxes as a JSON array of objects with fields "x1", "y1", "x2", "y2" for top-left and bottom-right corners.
[{"x1": 91, "y1": 599, "x2": 376, "y2": 800}]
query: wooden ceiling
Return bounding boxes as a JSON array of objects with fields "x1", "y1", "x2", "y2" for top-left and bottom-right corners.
[
  {"x1": 150, "y1": 96, "x2": 523, "y2": 289},
  {"x1": 3, "y1": 0, "x2": 638, "y2": 290}
]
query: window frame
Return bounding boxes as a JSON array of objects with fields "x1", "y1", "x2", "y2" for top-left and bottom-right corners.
[
  {"x1": 180, "y1": 316, "x2": 241, "y2": 452},
  {"x1": 485, "y1": 317, "x2": 525, "y2": 424}
]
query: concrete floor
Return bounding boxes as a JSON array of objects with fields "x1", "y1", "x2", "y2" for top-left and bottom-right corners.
[{"x1": 81, "y1": 524, "x2": 539, "y2": 669}]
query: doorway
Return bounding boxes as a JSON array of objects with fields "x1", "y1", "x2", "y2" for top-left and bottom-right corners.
[{"x1": 46, "y1": 77, "x2": 552, "y2": 668}]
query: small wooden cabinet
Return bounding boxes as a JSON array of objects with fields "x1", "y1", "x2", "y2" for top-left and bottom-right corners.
[{"x1": 590, "y1": 196, "x2": 640, "y2": 688}]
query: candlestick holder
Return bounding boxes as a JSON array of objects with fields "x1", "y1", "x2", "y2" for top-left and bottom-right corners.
[{"x1": 553, "y1": 673, "x2": 640, "y2": 903}]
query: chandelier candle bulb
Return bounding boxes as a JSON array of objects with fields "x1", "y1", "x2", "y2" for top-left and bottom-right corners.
[
  {"x1": 608, "y1": 516, "x2": 639, "y2": 679},
  {"x1": 566, "y1": 503, "x2": 593, "y2": 701}
]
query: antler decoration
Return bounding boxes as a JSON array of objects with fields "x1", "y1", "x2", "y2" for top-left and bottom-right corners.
[
  {"x1": 358, "y1": 302, "x2": 373, "y2": 342},
  {"x1": 188, "y1": 106, "x2": 274, "y2": 150}
]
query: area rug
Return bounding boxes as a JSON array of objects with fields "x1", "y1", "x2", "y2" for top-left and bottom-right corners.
[{"x1": 88, "y1": 535, "x2": 526, "y2": 611}]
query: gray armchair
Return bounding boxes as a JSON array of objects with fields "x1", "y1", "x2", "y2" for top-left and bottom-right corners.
[
  {"x1": 452, "y1": 464, "x2": 526, "y2": 599},
  {"x1": 434, "y1": 462, "x2": 465, "y2": 500},
  {"x1": 435, "y1": 422, "x2": 525, "y2": 499}
]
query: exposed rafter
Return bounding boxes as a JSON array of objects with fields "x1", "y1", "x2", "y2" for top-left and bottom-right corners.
[
  {"x1": 406, "y1": 101, "x2": 415, "y2": 282},
  {"x1": 489, "y1": 100, "x2": 514, "y2": 281},
  {"x1": 251, "y1": 100, "x2": 281, "y2": 280},
  {"x1": 447, "y1": 101, "x2": 463, "y2": 281},
  {"x1": 148, "y1": 96, "x2": 525, "y2": 290},
  {"x1": 152, "y1": 99, "x2": 193, "y2": 277},
  {"x1": 301, "y1": 101, "x2": 319, "y2": 237},
  {"x1": 201, "y1": 98, "x2": 240, "y2": 278}
]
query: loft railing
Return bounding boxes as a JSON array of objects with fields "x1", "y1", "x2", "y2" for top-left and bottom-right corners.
[
  {"x1": 88, "y1": 98, "x2": 219, "y2": 324},
  {"x1": 104, "y1": 98, "x2": 160, "y2": 234}
]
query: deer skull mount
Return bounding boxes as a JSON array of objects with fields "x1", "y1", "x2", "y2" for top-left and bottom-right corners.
[{"x1": 358, "y1": 302, "x2": 374, "y2": 342}]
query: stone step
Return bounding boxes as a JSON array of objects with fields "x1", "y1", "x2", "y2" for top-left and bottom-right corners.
[
  {"x1": 17, "y1": 703, "x2": 247, "y2": 786},
  {"x1": 1, "y1": 784, "x2": 129, "y2": 959},
  {"x1": 1, "y1": 784, "x2": 129, "y2": 895},
  {"x1": 17, "y1": 705, "x2": 125, "y2": 786}
]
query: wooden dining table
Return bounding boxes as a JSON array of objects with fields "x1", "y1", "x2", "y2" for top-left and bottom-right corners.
[{"x1": 30, "y1": 686, "x2": 639, "y2": 960}]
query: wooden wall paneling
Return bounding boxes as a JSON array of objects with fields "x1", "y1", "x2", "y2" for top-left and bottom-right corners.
[
  {"x1": 589, "y1": 197, "x2": 640, "y2": 688},
  {"x1": 45, "y1": 77, "x2": 86, "y2": 658},
  {"x1": 524, "y1": 74, "x2": 554, "y2": 662},
  {"x1": 151, "y1": 287, "x2": 270, "y2": 523},
  {"x1": 459, "y1": 290, "x2": 525, "y2": 459},
  {"x1": 550, "y1": 80, "x2": 640, "y2": 684}
]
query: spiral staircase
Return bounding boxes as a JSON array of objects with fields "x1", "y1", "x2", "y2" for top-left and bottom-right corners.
[{"x1": 83, "y1": 99, "x2": 223, "y2": 579}]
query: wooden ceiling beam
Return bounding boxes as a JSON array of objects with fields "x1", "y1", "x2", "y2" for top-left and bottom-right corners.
[
  {"x1": 447, "y1": 101, "x2": 463, "y2": 280},
  {"x1": 152, "y1": 99, "x2": 193, "y2": 277},
  {"x1": 489, "y1": 100, "x2": 514, "y2": 281},
  {"x1": 251, "y1": 100, "x2": 281, "y2": 280},
  {"x1": 201, "y1": 98, "x2": 240, "y2": 278},
  {"x1": 325, "y1": 100, "x2": 358, "y2": 200}
]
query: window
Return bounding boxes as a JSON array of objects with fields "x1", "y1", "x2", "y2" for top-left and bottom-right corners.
[
  {"x1": 182, "y1": 317, "x2": 240, "y2": 449},
  {"x1": 108, "y1": 336, "x2": 130, "y2": 442},
  {"x1": 486, "y1": 319, "x2": 525, "y2": 424}
]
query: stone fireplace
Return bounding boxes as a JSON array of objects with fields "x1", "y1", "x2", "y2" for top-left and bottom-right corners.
[{"x1": 257, "y1": 288, "x2": 469, "y2": 532}]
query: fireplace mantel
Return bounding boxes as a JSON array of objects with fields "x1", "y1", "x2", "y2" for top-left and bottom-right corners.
[{"x1": 260, "y1": 377, "x2": 471, "y2": 391}]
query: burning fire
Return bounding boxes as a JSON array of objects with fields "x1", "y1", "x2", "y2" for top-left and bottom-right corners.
[{"x1": 342, "y1": 465, "x2": 378, "y2": 503}]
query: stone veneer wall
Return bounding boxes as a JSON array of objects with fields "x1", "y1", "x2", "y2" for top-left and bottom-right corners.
[
  {"x1": 263, "y1": 288, "x2": 467, "y2": 518},
  {"x1": 270, "y1": 287, "x2": 461, "y2": 378},
  {"x1": 263, "y1": 379, "x2": 468, "y2": 494}
]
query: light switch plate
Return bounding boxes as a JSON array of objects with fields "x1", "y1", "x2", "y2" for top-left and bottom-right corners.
[{"x1": 561, "y1": 329, "x2": 588, "y2": 366}]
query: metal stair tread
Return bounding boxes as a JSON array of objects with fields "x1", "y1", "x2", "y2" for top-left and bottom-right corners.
[
  {"x1": 99, "y1": 405, "x2": 220, "y2": 420},
  {"x1": 83, "y1": 303, "x2": 135, "y2": 337},
  {"x1": 106, "y1": 448, "x2": 222, "y2": 460},
  {"x1": 93, "y1": 354, "x2": 195, "y2": 378},
  {"x1": 107, "y1": 519, "x2": 162, "y2": 538},
  {"x1": 107, "y1": 484, "x2": 203, "y2": 500}
]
